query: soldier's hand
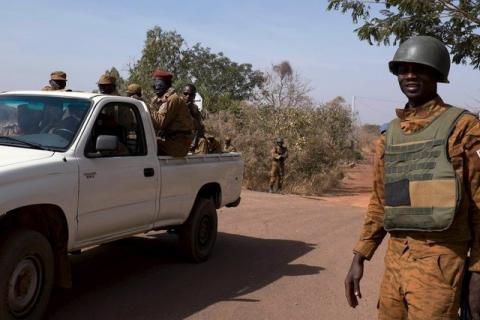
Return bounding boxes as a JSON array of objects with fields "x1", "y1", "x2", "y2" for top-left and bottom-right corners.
[
  {"x1": 470, "y1": 272, "x2": 480, "y2": 320},
  {"x1": 345, "y1": 253, "x2": 365, "y2": 308}
]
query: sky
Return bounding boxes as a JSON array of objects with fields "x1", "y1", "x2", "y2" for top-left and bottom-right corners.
[{"x1": 1, "y1": 0, "x2": 479, "y2": 124}]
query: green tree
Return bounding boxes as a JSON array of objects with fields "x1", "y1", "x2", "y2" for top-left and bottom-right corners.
[
  {"x1": 180, "y1": 44, "x2": 264, "y2": 112},
  {"x1": 327, "y1": 0, "x2": 480, "y2": 69},
  {"x1": 128, "y1": 26, "x2": 185, "y2": 99},
  {"x1": 128, "y1": 26, "x2": 264, "y2": 111}
]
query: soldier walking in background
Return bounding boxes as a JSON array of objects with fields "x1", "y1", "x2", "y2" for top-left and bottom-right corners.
[
  {"x1": 269, "y1": 137, "x2": 288, "y2": 193},
  {"x1": 344, "y1": 36, "x2": 480, "y2": 320},
  {"x1": 149, "y1": 69, "x2": 194, "y2": 157},
  {"x1": 223, "y1": 136, "x2": 237, "y2": 152},
  {"x1": 183, "y1": 84, "x2": 205, "y2": 152},
  {"x1": 97, "y1": 74, "x2": 119, "y2": 95},
  {"x1": 42, "y1": 71, "x2": 68, "y2": 91},
  {"x1": 126, "y1": 83, "x2": 143, "y2": 101}
]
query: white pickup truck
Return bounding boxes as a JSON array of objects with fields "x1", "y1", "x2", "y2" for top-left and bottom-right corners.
[{"x1": 0, "y1": 91, "x2": 243, "y2": 320}]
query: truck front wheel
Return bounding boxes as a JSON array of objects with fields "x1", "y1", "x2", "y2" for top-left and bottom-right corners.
[
  {"x1": 179, "y1": 198, "x2": 218, "y2": 262},
  {"x1": 0, "y1": 230, "x2": 54, "y2": 320}
]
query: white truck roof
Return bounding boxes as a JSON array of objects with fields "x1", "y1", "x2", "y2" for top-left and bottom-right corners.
[{"x1": 2, "y1": 90, "x2": 101, "y2": 99}]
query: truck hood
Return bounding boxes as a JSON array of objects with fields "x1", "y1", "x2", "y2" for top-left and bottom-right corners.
[{"x1": 0, "y1": 146, "x2": 55, "y2": 167}]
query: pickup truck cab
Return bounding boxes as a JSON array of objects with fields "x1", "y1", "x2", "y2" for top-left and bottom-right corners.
[{"x1": 0, "y1": 91, "x2": 243, "y2": 320}]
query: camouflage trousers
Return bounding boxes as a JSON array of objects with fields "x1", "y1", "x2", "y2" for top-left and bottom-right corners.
[
  {"x1": 269, "y1": 161, "x2": 285, "y2": 190},
  {"x1": 378, "y1": 236, "x2": 468, "y2": 320},
  {"x1": 157, "y1": 136, "x2": 192, "y2": 157}
]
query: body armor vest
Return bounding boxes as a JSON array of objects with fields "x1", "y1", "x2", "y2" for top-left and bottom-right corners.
[{"x1": 383, "y1": 106, "x2": 465, "y2": 231}]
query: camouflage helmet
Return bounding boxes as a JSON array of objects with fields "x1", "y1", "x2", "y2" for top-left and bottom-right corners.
[
  {"x1": 97, "y1": 74, "x2": 116, "y2": 85},
  {"x1": 389, "y1": 36, "x2": 451, "y2": 83},
  {"x1": 126, "y1": 83, "x2": 142, "y2": 95},
  {"x1": 50, "y1": 71, "x2": 67, "y2": 81},
  {"x1": 276, "y1": 137, "x2": 284, "y2": 144},
  {"x1": 225, "y1": 136, "x2": 232, "y2": 142}
]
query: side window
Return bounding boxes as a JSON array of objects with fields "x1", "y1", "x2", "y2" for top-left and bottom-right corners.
[{"x1": 85, "y1": 102, "x2": 147, "y2": 157}]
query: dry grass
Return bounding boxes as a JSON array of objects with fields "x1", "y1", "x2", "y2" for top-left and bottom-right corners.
[{"x1": 204, "y1": 97, "x2": 355, "y2": 195}]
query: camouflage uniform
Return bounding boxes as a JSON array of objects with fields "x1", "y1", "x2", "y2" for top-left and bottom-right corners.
[
  {"x1": 269, "y1": 144, "x2": 288, "y2": 191},
  {"x1": 149, "y1": 88, "x2": 194, "y2": 157},
  {"x1": 354, "y1": 96, "x2": 480, "y2": 319},
  {"x1": 194, "y1": 137, "x2": 208, "y2": 155},
  {"x1": 223, "y1": 137, "x2": 237, "y2": 153}
]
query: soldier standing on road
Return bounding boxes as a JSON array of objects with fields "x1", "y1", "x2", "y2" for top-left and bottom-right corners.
[
  {"x1": 345, "y1": 36, "x2": 480, "y2": 320},
  {"x1": 126, "y1": 83, "x2": 143, "y2": 101},
  {"x1": 269, "y1": 137, "x2": 288, "y2": 193},
  {"x1": 97, "y1": 74, "x2": 119, "y2": 95},
  {"x1": 149, "y1": 69, "x2": 194, "y2": 157},
  {"x1": 223, "y1": 136, "x2": 237, "y2": 152},
  {"x1": 183, "y1": 84, "x2": 205, "y2": 152},
  {"x1": 42, "y1": 71, "x2": 68, "y2": 91}
]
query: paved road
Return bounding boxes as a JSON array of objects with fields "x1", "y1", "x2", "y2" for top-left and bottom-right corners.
[{"x1": 47, "y1": 189, "x2": 386, "y2": 320}]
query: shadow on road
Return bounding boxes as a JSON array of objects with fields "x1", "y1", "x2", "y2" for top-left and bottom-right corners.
[{"x1": 47, "y1": 232, "x2": 322, "y2": 320}]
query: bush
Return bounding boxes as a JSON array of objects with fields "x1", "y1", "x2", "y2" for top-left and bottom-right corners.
[{"x1": 205, "y1": 96, "x2": 355, "y2": 195}]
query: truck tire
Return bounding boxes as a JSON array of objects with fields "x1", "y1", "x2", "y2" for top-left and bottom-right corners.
[
  {"x1": 179, "y1": 198, "x2": 218, "y2": 263},
  {"x1": 0, "y1": 229, "x2": 54, "y2": 320}
]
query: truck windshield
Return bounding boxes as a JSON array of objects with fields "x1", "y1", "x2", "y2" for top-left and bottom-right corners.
[{"x1": 0, "y1": 95, "x2": 91, "y2": 151}]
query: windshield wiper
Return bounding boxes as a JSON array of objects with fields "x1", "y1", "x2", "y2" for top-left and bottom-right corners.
[{"x1": 0, "y1": 136, "x2": 49, "y2": 150}]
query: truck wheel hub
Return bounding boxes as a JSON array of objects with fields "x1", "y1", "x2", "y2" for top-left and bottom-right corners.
[
  {"x1": 8, "y1": 256, "x2": 42, "y2": 317},
  {"x1": 198, "y1": 216, "x2": 211, "y2": 247}
]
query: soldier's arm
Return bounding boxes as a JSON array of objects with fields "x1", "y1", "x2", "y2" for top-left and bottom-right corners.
[
  {"x1": 271, "y1": 147, "x2": 278, "y2": 159},
  {"x1": 352, "y1": 135, "x2": 387, "y2": 260},
  {"x1": 157, "y1": 96, "x2": 180, "y2": 131}
]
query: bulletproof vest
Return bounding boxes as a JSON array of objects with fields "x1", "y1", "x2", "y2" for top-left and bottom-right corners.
[{"x1": 383, "y1": 106, "x2": 465, "y2": 232}]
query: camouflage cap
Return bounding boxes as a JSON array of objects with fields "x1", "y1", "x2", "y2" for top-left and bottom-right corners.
[
  {"x1": 97, "y1": 74, "x2": 116, "y2": 85},
  {"x1": 126, "y1": 83, "x2": 142, "y2": 94},
  {"x1": 50, "y1": 71, "x2": 67, "y2": 81}
]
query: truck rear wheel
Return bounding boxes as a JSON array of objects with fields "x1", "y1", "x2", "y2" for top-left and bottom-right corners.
[
  {"x1": 179, "y1": 198, "x2": 218, "y2": 263},
  {"x1": 0, "y1": 230, "x2": 54, "y2": 320}
]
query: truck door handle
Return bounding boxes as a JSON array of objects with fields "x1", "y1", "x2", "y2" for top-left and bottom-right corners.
[{"x1": 144, "y1": 168, "x2": 155, "y2": 177}]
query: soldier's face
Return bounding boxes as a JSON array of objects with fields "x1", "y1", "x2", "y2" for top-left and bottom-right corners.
[
  {"x1": 183, "y1": 87, "x2": 196, "y2": 103},
  {"x1": 98, "y1": 84, "x2": 115, "y2": 94},
  {"x1": 153, "y1": 78, "x2": 169, "y2": 97},
  {"x1": 50, "y1": 80, "x2": 66, "y2": 90},
  {"x1": 397, "y1": 63, "x2": 437, "y2": 103}
]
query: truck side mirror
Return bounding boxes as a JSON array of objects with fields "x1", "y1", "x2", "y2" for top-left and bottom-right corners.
[{"x1": 86, "y1": 135, "x2": 118, "y2": 158}]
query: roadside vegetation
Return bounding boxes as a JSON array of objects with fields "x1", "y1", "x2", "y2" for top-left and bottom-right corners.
[{"x1": 110, "y1": 26, "x2": 372, "y2": 195}]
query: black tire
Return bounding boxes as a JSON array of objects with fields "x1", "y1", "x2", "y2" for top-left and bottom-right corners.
[
  {"x1": 179, "y1": 197, "x2": 218, "y2": 263},
  {"x1": 0, "y1": 230, "x2": 54, "y2": 320}
]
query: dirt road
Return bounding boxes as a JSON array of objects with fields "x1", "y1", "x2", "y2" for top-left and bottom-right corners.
[{"x1": 47, "y1": 164, "x2": 385, "y2": 320}]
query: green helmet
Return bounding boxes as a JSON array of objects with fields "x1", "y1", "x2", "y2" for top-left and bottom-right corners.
[{"x1": 389, "y1": 36, "x2": 450, "y2": 83}]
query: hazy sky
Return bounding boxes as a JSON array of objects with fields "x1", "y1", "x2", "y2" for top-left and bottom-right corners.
[{"x1": 2, "y1": 0, "x2": 479, "y2": 124}]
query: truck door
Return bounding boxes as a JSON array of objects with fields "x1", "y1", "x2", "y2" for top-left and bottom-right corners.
[{"x1": 76, "y1": 101, "x2": 157, "y2": 242}]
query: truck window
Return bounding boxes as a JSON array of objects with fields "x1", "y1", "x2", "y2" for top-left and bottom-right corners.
[
  {"x1": 85, "y1": 102, "x2": 147, "y2": 157},
  {"x1": 0, "y1": 95, "x2": 91, "y2": 151}
]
